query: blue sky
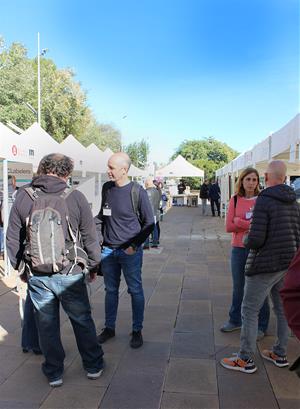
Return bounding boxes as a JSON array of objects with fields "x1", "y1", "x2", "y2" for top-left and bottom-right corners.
[{"x1": 1, "y1": 0, "x2": 299, "y2": 163}]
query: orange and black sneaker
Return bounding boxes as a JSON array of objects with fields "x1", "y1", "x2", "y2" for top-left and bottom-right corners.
[
  {"x1": 261, "y1": 350, "x2": 289, "y2": 368},
  {"x1": 220, "y1": 354, "x2": 257, "y2": 373}
]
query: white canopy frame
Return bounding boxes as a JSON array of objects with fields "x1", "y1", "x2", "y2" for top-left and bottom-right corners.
[{"x1": 216, "y1": 114, "x2": 300, "y2": 216}]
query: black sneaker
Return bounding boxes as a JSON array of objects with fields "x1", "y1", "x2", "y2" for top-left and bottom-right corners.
[
  {"x1": 130, "y1": 331, "x2": 143, "y2": 349},
  {"x1": 97, "y1": 327, "x2": 115, "y2": 344}
]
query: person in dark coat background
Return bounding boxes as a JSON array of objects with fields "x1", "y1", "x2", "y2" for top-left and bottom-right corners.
[
  {"x1": 199, "y1": 180, "x2": 209, "y2": 215},
  {"x1": 208, "y1": 179, "x2": 221, "y2": 216}
]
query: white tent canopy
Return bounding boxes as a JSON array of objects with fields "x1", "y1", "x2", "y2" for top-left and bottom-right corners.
[
  {"x1": 128, "y1": 163, "x2": 148, "y2": 178},
  {"x1": 216, "y1": 114, "x2": 300, "y2": 214},
  {"x1": 20, "y1": 123, "x2": 61, "y2": 170},
  {"x1": 156, "y1": 155, "x2": 204, "y2": 178},
  {"x1": 86, "y1": 143, "x2": 107, "y2": 173},
  {"x1": 216, "y1": 114, "x2": 300, "y2": 178}
]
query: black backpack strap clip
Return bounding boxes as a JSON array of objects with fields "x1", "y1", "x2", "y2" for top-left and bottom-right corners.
[{"x1": 24, "y1": 187, "x2": 40, "y2": 201}]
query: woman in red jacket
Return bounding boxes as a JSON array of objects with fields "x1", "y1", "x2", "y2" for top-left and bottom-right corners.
[{"x1": 220, "y1": 168, "x2": 270, "y2": 339}]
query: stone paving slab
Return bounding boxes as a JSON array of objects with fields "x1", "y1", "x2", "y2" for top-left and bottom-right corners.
[
  {"x1": 164, "y1": 357, "x2": 218, "y2": 395},
  {"x1": 0, "y1": 206, "x2": 299, "y2": 409},
  {"x1": 171, "y1": 331, "x2": 215, "y2": 359},
  {"x1": 40, "y1": 384, "x2": 106, "y2": 409},
  {"x1": 161, "y1": 392, "x2": 219, "y2": 409}
]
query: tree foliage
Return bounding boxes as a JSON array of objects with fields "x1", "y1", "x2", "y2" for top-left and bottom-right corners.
[
  {"x1": 0, "y1": 38, "x2": 121, "y2": 150},
  {"x1": 173, "y1": 137, "x2": 239, "y2": 187},
  {"x1": 79, "y1": 115, "x2": 121, "y2": 152},
  {"x1": 124, "y1": 139, "x2": 149, "y2": 169}
]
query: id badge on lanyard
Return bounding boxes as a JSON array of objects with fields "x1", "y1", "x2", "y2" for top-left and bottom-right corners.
[{"x1": 103, "y1": 203, "x2": 112, "y2": 216}]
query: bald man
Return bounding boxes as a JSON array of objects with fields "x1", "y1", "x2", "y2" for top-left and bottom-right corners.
[
  {"x1": 221, "y1": 160, "x2": 300, "y2": 374},
  {"x1": 95, "y1": 152, "x2": 154, "y2": 348}
]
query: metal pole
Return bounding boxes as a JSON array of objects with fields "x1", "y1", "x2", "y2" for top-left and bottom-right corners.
[
  {"x1": 3, "y1": 159, "x2": 11, "y2": 276},
  {"x1": 37, "y1": 32, "x2": 41, "y2": 125}
]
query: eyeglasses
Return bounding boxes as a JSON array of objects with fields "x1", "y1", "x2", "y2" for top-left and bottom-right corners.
[{"x1": 244, "y1": 177, "x2": 258, "y2": 182}]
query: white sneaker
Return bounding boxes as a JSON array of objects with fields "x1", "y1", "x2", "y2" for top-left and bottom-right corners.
[
  {"x1": 87, "y1": 369, "x2": 103, "y2": 379},
  {"x1": 49, "y1": 378, "x2": 63, "y2": 387}
]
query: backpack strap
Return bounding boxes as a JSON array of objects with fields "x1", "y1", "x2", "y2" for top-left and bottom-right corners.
[
  {"x1": 131, "y1": 182, "x2": 141, "y2": 217},
  {"x1": 101, "y1": 181, "x2": 115, "y2": 209},
  {"x1": 101, "y1": 181, "x2": 141, "y2": 221},
  {"x1": 234, "y1": 194, "x2": 238, "y2": 209},
  {"x1": 60, "y1": 186, "x2": 73, "y2": 200},
  {"x1": 24, "y1": 186, "x2": 40, "y2": 201}
]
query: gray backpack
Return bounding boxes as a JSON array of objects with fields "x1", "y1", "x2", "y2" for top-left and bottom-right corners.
[{"x1": 24, "y1": 187, "x2": 83, "y2": 274}]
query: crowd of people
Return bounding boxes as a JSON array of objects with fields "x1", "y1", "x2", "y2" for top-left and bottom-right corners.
[{"x1": 3, "y1": 152, "x2": 300, "y2": 388}]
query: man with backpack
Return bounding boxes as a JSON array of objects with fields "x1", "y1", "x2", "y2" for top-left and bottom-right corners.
[
  {"x1": 95, "y1": 152, "x2": 154, "y2": 349},
  {"x1": 6, "y1": 153, "x2": 104, "y2": 387}
]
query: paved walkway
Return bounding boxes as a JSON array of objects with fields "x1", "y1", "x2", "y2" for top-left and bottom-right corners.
[{"x1": 0, "y1": 206, "x2": 299, "y2": 409}]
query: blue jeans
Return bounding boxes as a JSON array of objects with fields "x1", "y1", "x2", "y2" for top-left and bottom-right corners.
[
  {"x1": 240, "y1": 270, "x2": 289, "y2": 360},
  {"x1": 229, "y1": 247, "x2": 270, "y2": 332},
  {"x1": 21, "y1": 292, "x2": 40, "y2": 351},
  {"x1": 144, "y1": 223, "x2": 159, "y2": 247},
  {"x1": 28, "y1": 272, "x2": 104, "y2": 382},
  {"x1": 101, "y1": 246, "x2": 144, "y2": 331}
]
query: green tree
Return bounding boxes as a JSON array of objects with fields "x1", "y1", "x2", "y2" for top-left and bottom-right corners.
[
  {"x1": 173, "y1": 137, "x2": 239, "y2": 187},
  {"x1": 124, "y1": 139, "x2": 149, "y2": 169},
  {"x1": 0, "y1": 40, "x2": 36, "y2": 129},
  {"x1": 0, "y1": 38, "x2": 121, "y2": 151},
  {"x1": 79, "y1": 114, "x2": 122, "y2": 152}
]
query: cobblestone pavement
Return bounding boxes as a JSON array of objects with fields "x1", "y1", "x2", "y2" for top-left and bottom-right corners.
[{"x1": 0, "y1": 206, "x2": 299, "y2": 409}]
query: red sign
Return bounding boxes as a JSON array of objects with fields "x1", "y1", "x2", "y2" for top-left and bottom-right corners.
[{"x1": 12, "y1": 145, "x2": 18, "y2": 156}]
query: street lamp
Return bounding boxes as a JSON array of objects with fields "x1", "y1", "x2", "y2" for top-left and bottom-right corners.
[{"x1": 37, "y1": 32, "x2": 48, "y2": 125}]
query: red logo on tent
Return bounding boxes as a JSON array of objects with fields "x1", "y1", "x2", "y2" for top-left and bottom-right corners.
[{"x1": 12, "y1": 145, "x2": 17, "y2": 156}]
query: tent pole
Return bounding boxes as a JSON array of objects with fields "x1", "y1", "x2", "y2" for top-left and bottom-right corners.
[{"x1": 3, "y1": 159, "x2": 11, "y2": 276}]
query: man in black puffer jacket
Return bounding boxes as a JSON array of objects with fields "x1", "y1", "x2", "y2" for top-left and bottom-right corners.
[{"x1": 221, "y1": 160, "x2": 300, "y2": 374}]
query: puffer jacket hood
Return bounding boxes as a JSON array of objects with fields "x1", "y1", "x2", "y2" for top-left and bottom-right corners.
[
  {"x1": 244, "y1": 182, "x2": 300, "y2": 276},
  {"x1": 259, "y1": 184, "x2": 296, "y2": 204}
]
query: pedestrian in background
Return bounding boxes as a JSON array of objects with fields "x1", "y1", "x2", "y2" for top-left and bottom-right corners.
[
  {"x1": 209, "y1": 179, "x2": 221, "y2": 216},
  {"x1": 199, "y1": 179, "x2": 209, "y2": 215},
  {"x1": 144, "y1": 178, "x2": 161, "y2": 249}
]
